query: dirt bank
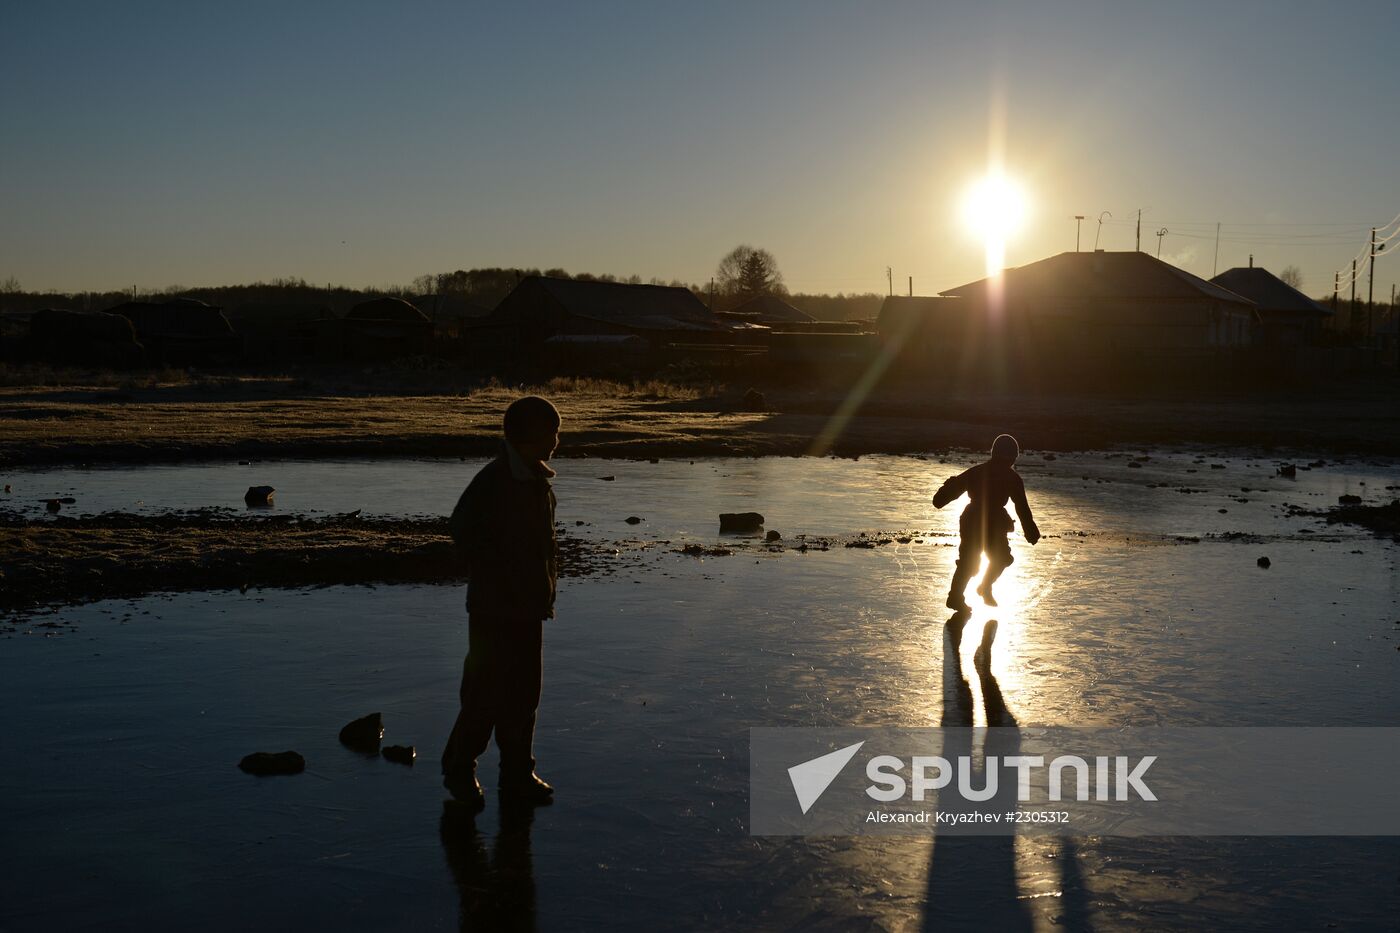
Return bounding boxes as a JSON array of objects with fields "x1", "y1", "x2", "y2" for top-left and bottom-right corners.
[{"x1": 0, "y1": 511, "x2": 636, "y2": 613}]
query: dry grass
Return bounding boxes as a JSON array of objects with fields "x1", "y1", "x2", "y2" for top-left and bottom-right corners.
[
  {"x1": 0, "y1": 362, "x2": 196, "y2": 389},
  {"x1": 3, "y1": 369, "x2": 1399, "y2": 466},
  {"x1": 0, "y1": 379, "x2": 768, "y2": 465},
  {"x1": 497, "y1": 376, "x2": 711, "y2": 400}
]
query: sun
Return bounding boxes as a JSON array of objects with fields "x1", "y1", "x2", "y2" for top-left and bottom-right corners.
[{"x1": 961, "y1": 173, "x2": 1029, "y2": 276}]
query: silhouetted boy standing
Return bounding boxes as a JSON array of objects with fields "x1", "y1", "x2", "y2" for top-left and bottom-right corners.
[
  {"x1": 442, "y1": 396, "x2": 561, "y2": 810},
  {"x1": 933, "y1": 434, "x2": 1041, "y2": 611}
]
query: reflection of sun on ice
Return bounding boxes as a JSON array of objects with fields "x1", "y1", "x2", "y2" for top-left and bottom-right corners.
[
  {"x1": 965, "y1": 552, "x2": 1033, "y2": 624},
  {"x1": 962, "y1": 551, "x2": 1039, "y2": 703},
  {"x1": 961, "y1": 172, "x2": 1029, "y2": 276}
]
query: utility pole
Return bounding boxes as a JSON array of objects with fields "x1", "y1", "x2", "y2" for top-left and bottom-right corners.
[
  {"x1": 1156, "y1": 228, "x2": 1168, "y2": 258},
  {"x1": 1367, "y1": 226, "x2": 1377, "y2": 341},
  {"x1": 908, "y1": 276, "x2": 912, "y2": 297},
  {"x1": 1212, "y1": 223, "x2": 1221, "y2": 277},
  {"x1": 1333, "y1": 271, "x2": 1339, "y2": 313},
  {"x1": 886, "y1": 267, "x2": 892, "y2": 297},
  {"x1": 1095, "y1": 211, "x2": 1110, "y2": 250},
  {"x1": 1074, "y1": 215, "x2": 1084, "y2": 251},
  {"x1": 1136, "y1": 209, "x2": 1141, "y2": 252},
  {"x1": 1351, "y1": 258, "x2": 1357, "y2": 336}
]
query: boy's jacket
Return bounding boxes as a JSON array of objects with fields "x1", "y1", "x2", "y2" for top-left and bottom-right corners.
[{"x1": 449, "y1": 444, "x2": 558, "y2": 619}]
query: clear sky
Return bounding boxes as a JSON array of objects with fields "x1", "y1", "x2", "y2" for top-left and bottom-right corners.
[{"x1": 4, "y1": 0, "x2": 1398, "y2": 299}]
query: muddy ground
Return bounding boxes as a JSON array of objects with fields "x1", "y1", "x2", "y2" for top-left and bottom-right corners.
[
  {"x1": 0, "y1": 511, "x2": 640, "y2": 614},
  {"x1": 4, "y1": 498, "x2": 1393, "y2": 615}
]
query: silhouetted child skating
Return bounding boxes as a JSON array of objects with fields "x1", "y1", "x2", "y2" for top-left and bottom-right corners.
[
  {"x1": 442, "y1": 396, "x2": 561, "y2": 811},
  {"x1": 933, "y1": 434, "x2": 1041, "y2": 611}
]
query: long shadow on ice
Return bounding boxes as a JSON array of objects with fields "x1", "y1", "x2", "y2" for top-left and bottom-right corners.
[
  {"x1": 923, "y1": 613, "x2": 1096, "y2": 932},
  {"x1": 922, "y1": 612, "x2": 1031, "y2": 932}
]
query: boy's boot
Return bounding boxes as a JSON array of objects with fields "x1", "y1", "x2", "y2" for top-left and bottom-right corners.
[
  {"x1": 444, "y1": 764, "x2": 485, "y2": 811},
  {"x1": 946, "y1": 561, "x2": 973, "y2": 611},
  {"x1": 975, "y1": 580, "x2": 997, "y2": 607},
  {"x1": 499, "y1": 763, "x2": 554, "y2": 807}
]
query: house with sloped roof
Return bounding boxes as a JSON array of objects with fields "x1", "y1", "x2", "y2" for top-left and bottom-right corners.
[
  {"x1": 491, "y1": 276, "x2": 736, "y2": 349},
  {"x1": 1210, "y1": 264, "x2": 1332, "y2": 345},
  {"x1": 939, "y1": 251, "x2": 1258, "y2": 357},
  {"x1": 722, "y1": 294, "x2": 816, "y2": 326},
  {"x1": 874, "y1": 296, "x2": 972, "y2": 371}
]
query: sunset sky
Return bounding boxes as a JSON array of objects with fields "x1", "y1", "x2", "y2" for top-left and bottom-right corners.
[{"x1": 4, "y1": 0, "x2": 1398, "y2": 298}]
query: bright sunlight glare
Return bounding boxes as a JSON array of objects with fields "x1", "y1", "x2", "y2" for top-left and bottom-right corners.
[{"x1": 961, "y1": 173, "x2": 1029, "y2": 276}]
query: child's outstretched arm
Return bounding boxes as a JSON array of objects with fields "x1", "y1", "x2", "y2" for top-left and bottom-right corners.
[
  {"x1": 1011, "y1": 474, "x2": 1040, "y2": 544},
  {"x1": 932, "y1": 468, "x2": 970, "y2": 509}
]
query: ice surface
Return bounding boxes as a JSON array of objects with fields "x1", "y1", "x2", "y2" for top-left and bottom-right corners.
[{"x1": 2, "y1": 453, "x2": 1398, "y2": 930}]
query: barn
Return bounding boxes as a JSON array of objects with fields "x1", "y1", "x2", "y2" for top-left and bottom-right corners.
[
  {"x1": 226, "y1": 303, "x2": 337, "y2": 363},
  {"x1": 27, "y1": 309, "x2": 145, "y2": 367},
  {"x1": 339, "y1": 297, "x2": 434, "y2": 360},
  {"x1": 105, "y1": 298, "x2": 239, "y2": 365},
  {"x1": 490, "y1": 276, "x2": 736, "y2": 362}
]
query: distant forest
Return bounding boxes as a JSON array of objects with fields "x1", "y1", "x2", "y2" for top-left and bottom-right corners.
[{"x1": 0, "y1": 269, "x2": 886, "y2": 322}]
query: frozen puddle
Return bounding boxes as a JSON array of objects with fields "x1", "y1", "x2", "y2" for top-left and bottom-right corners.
[{"x1": 2, "y1": 452, "x2": 1399, "y2": 930}]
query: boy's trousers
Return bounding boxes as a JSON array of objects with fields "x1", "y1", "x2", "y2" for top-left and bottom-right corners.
[
  {"x1": 949, "y1": 506, "x2": 1015, "y2": 597},
  {"x1": 442, "y1": 613, "x2": 544, "y2": 781}
]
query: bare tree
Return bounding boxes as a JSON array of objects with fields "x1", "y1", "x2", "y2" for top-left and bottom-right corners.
[
  {"x1": 716, "y1": 245, "x2": 785, "y2": 298},
  {"x1": 1279, "y1": 265, "x2": 1303, "y2": 289}
]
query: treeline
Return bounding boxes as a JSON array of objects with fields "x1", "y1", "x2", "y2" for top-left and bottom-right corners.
[{"x1": 0, "y1": 270, "x2": 884, "y2": 322}]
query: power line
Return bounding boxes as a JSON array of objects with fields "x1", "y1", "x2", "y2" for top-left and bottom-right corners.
[{"x1": 1102, "y1": 218, "x2": 1385, "y2": 228}]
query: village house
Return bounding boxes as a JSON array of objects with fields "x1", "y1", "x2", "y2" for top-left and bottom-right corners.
[
  {"x1": 492, "y1": 276, "x2": 731, "y2": 344},
  {"x1": 875, "y1": 295, "x2": 971, "y2": 373},
  {"x1": 1210, "y1": 263, "x2": 1332, "y2": 345},
  {"x1": 488, "y1": 276, "x2": 747, "y2": 370},
  {"x1": 719, "y1": 294, "x2": 816, "y2": 328},
  {"x1": 874, "y1": 251, "x2": 1261, "y2": 385},
  {"x1": 938, "y1": 251, "x2": 1258, "y2": 357}
]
